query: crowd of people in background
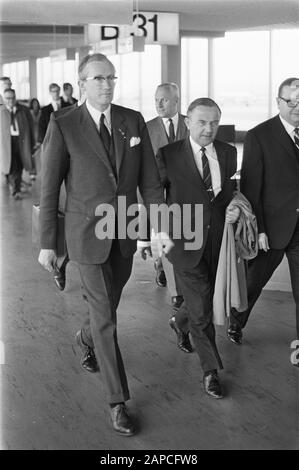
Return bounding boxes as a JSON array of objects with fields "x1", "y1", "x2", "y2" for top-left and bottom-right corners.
[{"x1": 0, "y1": 77, "x2": 78, "y2": 199}]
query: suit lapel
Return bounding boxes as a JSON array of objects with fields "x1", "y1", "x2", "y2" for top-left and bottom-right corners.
[
  {"x1": 157, "y1": 117, "x2": 169, "y2": 145},
  {"x1": 272, "y1": 115, "x2": 298, "y2": 164},
  {"x1": 79, "y1": 103, "x2": 114, "y2": 174},
  {"x1": 111, "y1": 104, "x2": 126, "y2": 175},
  {"x1": 176, "y1": 114, "x2": 187, "y2": 140},
  {"x1": 213, "y1": 140, "x2": 226, "y2": 188}
]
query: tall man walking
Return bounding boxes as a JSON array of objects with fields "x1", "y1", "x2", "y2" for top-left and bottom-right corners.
[{"x1": 38, "y1": 53, "x2": 172, "y2": 435}]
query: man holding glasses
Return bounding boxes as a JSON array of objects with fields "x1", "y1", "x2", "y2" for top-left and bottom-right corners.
[
  {"x1": 228, "y1": 77, "x2": 299, "y2": 356},
  {"x1": 38, "y1": 53, "x2": 172, "y2": 435}
]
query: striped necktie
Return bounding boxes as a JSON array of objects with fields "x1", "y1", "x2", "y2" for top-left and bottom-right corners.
[
  {"x1": 294, "y1": 127, "x2": 299, "y2": 147},
  {"x1": 201, "y1": 147, "x2": 214, "y2": 201}
]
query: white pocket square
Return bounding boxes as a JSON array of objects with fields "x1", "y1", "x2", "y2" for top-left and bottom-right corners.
[{"x1": 130, "y1": 136, "x2": 141, "y2": 147}]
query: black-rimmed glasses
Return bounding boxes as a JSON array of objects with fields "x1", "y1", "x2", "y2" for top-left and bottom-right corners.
[
  {"x1": 84, "y1": 75, "x2": 117, "y2": 84},
  {"x1": 279, "y1": 96, "x2": 299, "y2": 108}
]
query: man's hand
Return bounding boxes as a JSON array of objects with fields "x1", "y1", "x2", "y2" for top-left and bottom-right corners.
[
  {"x1": 226, "y1": 206, "x2": 240, "y2": 224},
  {"x1": 258, "y1": 232, "x2": 270, "y2": 251},
  {"x1": 157, "y1": 232, "x2": 174, "y2": 255},
  {"x1": 38, "y1": 249, "x2": 57, "y2": 272}
]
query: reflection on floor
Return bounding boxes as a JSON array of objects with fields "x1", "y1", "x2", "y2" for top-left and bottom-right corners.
[{"x1": 1, "y1": 177, "x2": 298, "y2": 450}]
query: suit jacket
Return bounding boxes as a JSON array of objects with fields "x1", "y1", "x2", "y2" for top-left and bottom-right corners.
[
  {"x1": 0, "y1": 103, "x2": 34, "y2": 174},
  {"x1": 40, "y1": 102, "x2": 164, "y2": 264},
  {"x1": 38, "y1": 97, "x2": 69, "y2": 143},
  {"x1": 240, "y1": 114, "x2": 299, "y2": 249},
  {"x1": 157, "y1": 138, "x2": 237, "y2": 269},
  {"x1": 146, "y1": 114, "x2": 188, "y2": 155}
]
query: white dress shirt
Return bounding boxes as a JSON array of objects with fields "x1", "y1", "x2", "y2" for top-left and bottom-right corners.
[
  {"x1": 279, "y1": 115, "x2": 299, "y2": 148},
  {"x1": 86, "y1": 100, "x2": 111, "y2": 134},
  {"x1": 162, "y1": 113, "x2": 179, "y2": 138},
  {"x1": 189, "y1": 136, "x2": 222, "y2": 197}
]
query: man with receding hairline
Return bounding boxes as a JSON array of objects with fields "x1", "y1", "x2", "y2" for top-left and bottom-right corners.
[
  {"x1": 38, "y1": 53, "x2": 172, "y2": 435},
  {"x1": 228, "y1": 77, "x2": 299, "y2": 354},
  {"x1": 156, "y1": 97, "x2": 238, "y2": 399}
]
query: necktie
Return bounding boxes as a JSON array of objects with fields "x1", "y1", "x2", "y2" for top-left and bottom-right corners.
[
  {"x1": 294, "y1": 127, "x2": 299, "y2": 147},
  {"x1": 168, "y1": 118, "x2": 175, "y2": 143},
  {"x1": 10, "y1": 110, "x2": 16, "y2": 131},
  {"x1": 100, "y1": 113, "x2": 111, "y2": 155},
  {"x1": 201, "y1": 147, "x2": 214, "y2": 201}
]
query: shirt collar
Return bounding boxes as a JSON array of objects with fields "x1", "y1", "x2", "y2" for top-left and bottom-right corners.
[
  {"x1": 86, "y1": 100, "x2": 111, "y2": 128},
  {"x1": 162, "y1": 112, "x2": 179, "y2": 126},
  {"x1": 279, "y1": 115, "x2": 297, "y2": 135},
  {"x1": 189, "y1": 136, "x2": 215, "y2": 157}
]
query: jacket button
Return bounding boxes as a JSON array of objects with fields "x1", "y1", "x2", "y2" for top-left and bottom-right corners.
[
  {"x1": 206, "y1": 225, "x2": 210, "y2": 229},
  {"x1": 296, "y1": 208, "x2": 299, "y2": 213},
  {"x1": 109, "y1": 173, "x2": 114, "y2": 178}
]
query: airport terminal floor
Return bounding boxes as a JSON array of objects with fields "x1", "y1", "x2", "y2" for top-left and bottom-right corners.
[{"x1": 1, "y1": 174, "x2": 299, "y2": 450}]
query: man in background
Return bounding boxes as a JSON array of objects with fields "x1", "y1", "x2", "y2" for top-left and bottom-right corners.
[
  {"x1": 146, "y1": 83, "x2": 188, "y2": 314},
  {"x1": 0, "y1": 76, "x2": 12, "y2": 105},
  {"x1": 0, "y1": 88, "x2": 34, "y2": 199},
  {"x1": 62, "y1": 82, "x2": 78, "y2": 106},
  {"x1": 38, "y1": 83, "x2": 69, "y2": 143}
]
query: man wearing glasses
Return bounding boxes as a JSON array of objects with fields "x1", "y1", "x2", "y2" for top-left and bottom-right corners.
[
  {"x1": 38, "y1": 53, "x2": 172, "y2": 435},
  {"x1": 228, "y1": 77, "x2": 299, "y2": 358}
]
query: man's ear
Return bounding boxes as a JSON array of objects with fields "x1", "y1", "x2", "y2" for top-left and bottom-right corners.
[{"x1": 184, "y1": 116, "x2": 190, "y2": 129}]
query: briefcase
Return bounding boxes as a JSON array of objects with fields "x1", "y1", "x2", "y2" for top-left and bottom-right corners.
[{"x1": 32, "y1": 204, "x2": 67, "y2": 259}]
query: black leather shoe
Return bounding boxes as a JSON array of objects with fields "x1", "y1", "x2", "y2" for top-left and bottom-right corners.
[
  {"x1": 169, "y1": 316, "x2": 193, "y2": 353},
  {"x1": 203, "y1": 371, "x2": 224, "y2": 399},
  {"x1": 53, "y1": 269, "x2": 66, "y2": 291},
  {"x1": 76, "y1": 330, "x2": 99, "y2": 373},
  {"x1": 154, "y1": 259, "x2": 167, "y2": 287},
  {"x1": 171, "y1": 295, "x2": 184, "y2": 312},
  {"x1": 110, "y1": 403, "x2": 135, "y2": 436},
  {"x1": 227, "y1": 323, "x2": 243, "y2": 345}
]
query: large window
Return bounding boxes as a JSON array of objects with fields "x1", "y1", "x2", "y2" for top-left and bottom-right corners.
[
  {"x1": 181, "y1": 38, "x2": 208, "y2": 114},
  {"x1": 36, "y1": 55, "x2": 79, "y2": 106},
  {"x1": 213, "y1": 31, "x2": 270, "y2": 130},
  {"x1": 181, "y1": 28, "x2": 299, "y2": 131},
  {"x1": 2, "y1": 60, "x2": 30, "y2": 101},
  {"x1": 110, "y1": 45, "x2": 161, "y2": 121}
]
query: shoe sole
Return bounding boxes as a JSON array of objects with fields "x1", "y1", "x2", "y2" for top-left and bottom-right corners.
[{"x1": 227, "y1": 333, "x2": 242, "y2": 345}]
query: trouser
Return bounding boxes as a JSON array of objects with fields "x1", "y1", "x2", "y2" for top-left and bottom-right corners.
[
  {"x1": 77, "y1": 240, "x2": 133, "y2": 404},
  {"x1": 8, "y1": 136, "x2": 23, "y2": 195},
  {"x1": 231, "y1": 216, "x2": 299, "y2": 338},
  {"x1": 173, "y1": 236, "x2": 223, "y2": 373}
]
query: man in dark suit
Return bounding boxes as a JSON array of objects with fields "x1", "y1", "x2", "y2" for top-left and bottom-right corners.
[
  {"x1": 228, "y1": 77, "x2": 299, "y2": 354},
  {"x1": 38, "y1": 83, "x2": 69, "y2": 143},
  {"x1": 38, "y1": 53, "x2": 172, "y2": 435},
  {"x1": 145, "y1": 83, "x2": 188, "y2": 313},
  {"x1": 0, "y1": 88, "x2": 34, "y2": 199},
  {"x1": 156, "y1": 98, "x2": 238, "y2": 398}
]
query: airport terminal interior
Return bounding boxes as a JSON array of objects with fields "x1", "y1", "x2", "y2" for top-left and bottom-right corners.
[{"x1": 1, "y1": 0, "x2": 299, "y2": 450}]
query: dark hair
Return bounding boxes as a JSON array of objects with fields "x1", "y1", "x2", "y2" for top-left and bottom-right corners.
[
  {"x1": 0, "y1": 76, "x2": 11, "y2": 83},
  {"x1": 3, "y1": 87, "x2": 15, "y2": 96},
  {"x1": 278, "y1": 77, "x2": 299, "y2": 97},
  {"x1": 78, "y1": 53, "x2": 114, "y2": 80},
  {"x1": 49, "y1": 83, "x2": 60, "y2": 92},
  {"x1": 187, "y1": 97, "x2": 221, "y2": 116},
  {"x1": 63, "y1": 82, "x2": 72, "y2": 91},
  {"x1": 29, "y1": 98, "x2": 40, "y2": 110}
]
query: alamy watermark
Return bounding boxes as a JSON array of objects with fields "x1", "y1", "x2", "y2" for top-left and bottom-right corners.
[{"x1": 94, "y1": 196, "x2": 204, "y2": 250}]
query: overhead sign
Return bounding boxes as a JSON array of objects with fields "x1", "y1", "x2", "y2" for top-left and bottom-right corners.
[{"x1": 85, "y1": 12, "x2": 179, "y2": 46}]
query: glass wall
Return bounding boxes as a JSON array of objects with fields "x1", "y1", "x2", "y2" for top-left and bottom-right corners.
[
  {"x1": 110, "y1": 44, "x2": 161, "y2": 121},
  {"x1": 181, "y1": 28, "x2": 299, "y2": 131},
  {"x1": 181, "y1": 37, "x2": 208, "y2": 115},
  {"x1": 2, "y1": 60, "x2": 30, "y2": 101},
  {"x1": 36, "y1": 55, "x2": 79, "y2": 106}
]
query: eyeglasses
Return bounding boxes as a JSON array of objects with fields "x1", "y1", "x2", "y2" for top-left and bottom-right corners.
[
  {"x1": 84, "y1": 75, "x2": 117, "y2": 84},
  {"x1": 279, "y1": 96, "x2": 299, "y2": 108}
]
